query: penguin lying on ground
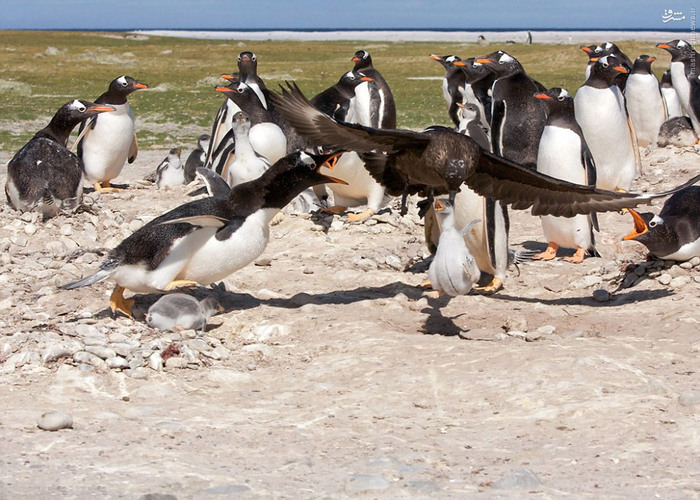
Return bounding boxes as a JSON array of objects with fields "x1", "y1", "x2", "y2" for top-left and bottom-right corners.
[
  {"x1": 75, "y1": 75, "x2": 148, "y2": 193},
  {"x1": 269, "y1": 82, "x2": 700, "y2": 218},
  {"x1": 427, "y1": 199, "x2": 481, "y2": 297},
  {"x1": 623, "y1": 186, "x2": 700, "y2": 261},
  {"x1": 657, "y1": 116, "x2": 698, "y2": 147},
  {"x1": 60, "y1": 151, "x2": 346, "y2": 318},
  {"x1": 6, "y1": 100, "x2": 115, "y2": 219},
  {"x1": 146, "y1": 294, "x2": 222, "y2": 332}
]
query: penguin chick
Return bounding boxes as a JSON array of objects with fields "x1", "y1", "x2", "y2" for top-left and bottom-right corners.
[
  {"x1": 657, "y1": 116, "x2": 698, "y2": 147},
  {"x1": 623, "y1": 186, "x2": 700, "y2": 261},
  {"x1": 184, "y1": 134, "x2": 211, "y2": 183},
  {"x1": 428, "y1": 199, "x2": 481, "y2": 296},
  {"x1": 6, "y1": 100, "x2": 115, "y2": 219},
  {"x1": 155, "y1": 147, "x2": 185, "y2": 189},
  {"x1": 146, "y1": 294, "x2": 222, "y2": 332}
]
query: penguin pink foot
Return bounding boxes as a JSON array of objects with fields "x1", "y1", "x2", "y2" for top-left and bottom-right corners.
[{"x1": 533, "y1": 243, "x2": 559, "y2": 261}]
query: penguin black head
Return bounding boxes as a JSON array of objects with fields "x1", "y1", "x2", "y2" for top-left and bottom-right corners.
[
  {"x1": 43, "y1": 99, "x2": 115, "y2": 144},
  {"x1": 214, "y1": 82, "x2": 260, "y2": 108},
  {"x1": 257, "y1": 151, "x2": 348, "y2": 210},
  {"x1": 107, "y1": 76, "x2": 148, "y2": 98},
  {"x1": 631, "y1": 55, "x2": 656, "y2": 74},
  {"x1": 197, "y1": 134, "x2": 211, "y2": 149},
  {"x1": 534, "y1": 87, "x2": 573, "y2": 111},
  {"x1": 220, "y1": 72, "x2": 241, "y2": 84},
  {"x1": 623, "y1": 209, "x2": 672, "y2": 255},
  {"x1": 589, "y1": 55, "x2": 629, "y2": 84},
  {"x1": 169, "y1": 147, "x2": 182, "y2": 157},
  {"x1": 429, "y1": 54, "x2": 465, "y2": 70},
  {"x1": 351, "y1": 50, "x2": 372, "y2": 71},
  {"x1": 657, "y1": 39, "x2": 696, "y2": 61},
  {"x1": 661, "y1": 69, "x2": 674, "y2": 87},
  {"x1": 337, "y1": 71, "x2": 373, "y2": 91},
  {"x1": 456, "y1": 102, "x2": 481, "y2": 122},
  {"x1": 580, "y1": 44, "x2": 598, "y2": 59},
  {"x1": 238, "y1": 51, "x2": 258, "y2": 75},
  {"x1": 474, "y1": 51, "x2": 523, "y2": 76}
]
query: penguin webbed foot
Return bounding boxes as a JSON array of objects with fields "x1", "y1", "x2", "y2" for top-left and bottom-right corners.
[
  {"x1": 533, "y1": 243, "x2": 559, "y2": 261},
  {"x1": 164, "y1": 280, "x2": 201, "y2": 291},
  {"x1": 563, "y1": 247, "x2": 586, "y2": 264},
  {"x1": 347, "y1": 208, "x2": 375, "y2": 223},
  {"x1": 109, "y1": 285, "x2": 135, "y2": 319},
  {"x1": 473, "y1": 277, "x2": 503, "y2": 295}
]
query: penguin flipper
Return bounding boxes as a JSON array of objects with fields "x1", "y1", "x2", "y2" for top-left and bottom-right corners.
[
  {"x1": 128, "y1": 133, "x2": 138, "y2": 164},
  {"x1": 160, "y1": 215, "x2": 228, "y2": 228},
  {"x1": 195, "y1": 168, "x2": 231, "y2": 197}
]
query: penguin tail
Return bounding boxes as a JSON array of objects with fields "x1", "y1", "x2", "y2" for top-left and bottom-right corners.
[
  {"x1": 59, "y1": 268, "x2": 112, "y2": 290},
  {"x1": 509, "y1": 249, "x2": 537, "y2": 266},
  {"x1": 40, "y1": 188, "x2": 60, "y2": 220}
]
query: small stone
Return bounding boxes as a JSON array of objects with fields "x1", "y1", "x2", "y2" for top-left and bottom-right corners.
[
  {"x1": 356, "y1": 257, "x2": 378, "y2": 271},
  {"x1": 302, "y1": 267, "x2": 314, "y2": 274},
  {"x1": 10, "y1": 234, "x2": 28, "y2": 247},
  {"x1": 148, "y1": 352, "x2": 164, "y2": 371},
  {"x1": 688, "y1": 256, "x2": 700, "y2": 267},
  {"x1": 492, "y1": 469, "x2": 542, "y2": 490},
  {"x1": 41, "y1": 345, "x2": 74, "y2": 364},
  {"x1": 679, "y1": 261, "x2": 693, "y2": 270},
  {"x1": 165, "y1": 357, "x2": 188, "y2": 369},
  {"x1": 592, "y1": 289, "x2": 611, "y2": 302},
  {"x1": 657, "y1": 274, "x2": 673, "y2": 285},
  {"x1": 105, "y1": 356, "x2": 129, "y2": 370},
  {"x1": 679, "y1": 391, "x2": 700, "y2": 407},
  {"x1": 254, "y1": 257, "x2": 272, "y2": 266},
  {"x1": 385, "y1": 255, "x2": 403, "y2": 270},
  {"x1": 504, "y1": 316, "x2": 528, "y2": 333},
  {"x1": 59, "y1": 224, "x2": 72, "y2": 236},
  {"x1": 536, "y1": 325, "x2": 556, "y2": 335},
  {"x1": 670, "y1": 276, "x2": 689, "y2": 288},
  {"x1": 37, "y1": 410, "x2": 73, "y2": 431},
  {"x1": 24, "y1": 223, "x2": 37, "y2": 236},
  {"x1": 128, "y1": 219, "x2": 143, "y2": 232},
  {"x1": 73, "y1": 351, "x2": 106, "y2": 367},
  {"x1": 84, "y1": 345, "x2": 116, "y2": 360},
  {"x1": 126, "y1": 367, "x2": 150, "y2": 380}
]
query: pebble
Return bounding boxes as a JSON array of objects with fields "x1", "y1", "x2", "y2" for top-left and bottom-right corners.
[
  {"x1": 384, "y1": 254, "x2": 403, "y2": 270},
  {"x1": 504, "y1": 316, "x2": 528, "y2": 333},
  {"x1": 37, "y1": 410, "x2": 73, "y2": 431},
  {"x1": 658, "y1": 274, "x2": 673, "y2": 285},
  {"x1": 73, "y1": 351, "x2": 106, "y2": 367},
  {"x1": 106, "y1": 356, "x2": 129, "y2": 370},
  {"x1": 492, "y1": 469, "x2": 542, "y2": 490},
  {"x1": 670, "y1": 276, "x2": 689, "y2": 288},
  {"x1": 679, "y1": 391, "x2": 700, "y2": 407},
  {"x1": 592, "y1": 289, "x2": 611, "y2": 302},
  {"x1": 24, "y1": 223, "x2": 37, "y2": 236}
]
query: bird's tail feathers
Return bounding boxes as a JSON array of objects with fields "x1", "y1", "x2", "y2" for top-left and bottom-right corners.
[{"x1": 59, "y1": 268, "x2": 112, "y2": 290}]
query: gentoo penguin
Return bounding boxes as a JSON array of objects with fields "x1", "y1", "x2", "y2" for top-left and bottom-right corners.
[
  {"x1": 195, "y1": 167, "x2": 231, "y2": 198},
  {"x1": 76, "y1": 75, "x2": 148, "y2": 193},
  {"x1": 533, "y1": 88, "x2": 599, "y2": 263},
  {"x1": 155, "y1": 148, "x2": 185, "y2": 190},
  {"x1": 310, "y1": 71, "x2": 373, "y2": 122},
  {"x1": 660, "y1": 70, "x2": 684, "y2": 119},
  {"x1": 204, "y1": 72, "x2": 240, "y2": 171},
  {"x1": 184, "y1": 134, "x2": 210, "y2": 183},
  {"x1": 455, "y1": 102, "x2": 491, "y2": 151},
  {"x1": 657, "y1": 40, "x2": 700, "y2": 135},
  {"x1": 350, "y1": 50, "x2": 397, "y2": 129},
  {"x1": 473, "y1": 51, "x2": 547, "y2": 169},
  {"x1": 60, "y1": 151, "x2": 346, "y2": 318},
  {"x1": 6, "y1": 100, "x2": 115, "y2": 218},
  {"x1": 624, "y1": 55, "x2": 667, "y2": 147},
  {"x1": 270, "y1": 82, "x2": 700, "y2": 218},
  {"x1": 222, "y1": 112, "x2": 271, "y2": 187},
  {"x1": 457, "y1": 57, "x2": 495, "y2": 130},
  {"x1": 429, "y1": 54, "x2": 468, "y2": 126},
  {"x1": 623, "y1": 186, "x2": 700, "y2": 261},
  {"x1": 146, "y1": 294, "x2": 222, "y2": 332},
  {"x1": 427, "y1": 199, "x2": 481, "y2": 296},
  {"x1": 581, "y1": 44, "x2": 599, "y2": 80},
  {"x1": 574, "y1": 55, "x2": 638, "y2": 192},
  {"x1": 593, "y1": 42, "x2": 633, "y2": 90},
  {"x1": 237, "y1": 51, "x2": 268, "y2": 109},
  {"x1": 657, "y1": 116, "x2": 698, "y2": 147}
]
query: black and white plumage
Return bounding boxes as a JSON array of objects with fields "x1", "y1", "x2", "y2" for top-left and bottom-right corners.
[
  {"x1": 533, "y1": 88, "x2": 600, "y2": 263},
  {"x1": 310, "y1": 71, "x2": 373, "y2": 122},
  {"x1": 221, "y1": 112, "x2": 271, "y2": 187},
  {"x1": 75, "y1": 75, "x2": 147, "y2": 193},
  {"x1": 624, "y1": 186, "x2": 700, "y2": 261},
  {"x1": 457, "y1": 58, "x2": 495, "y2": 130},
  {"x1": 660, "y1": 70, "x2": 684, "y2": 119},
  {"x1": 59, "y1": 151, "x2": 346, "y2": 318},
  {"x1": 155, "y1": 147, "x2": 185, "y2": 190},
  {"x1": 6, "y1": 100, "x2": 115, "y2": 218},
  {"x1": 194, "y1": 167, "x2": 231, "y2": 198},
  {"x1": 350, "y1": 50, "x2": 397, "y2": 129},
  {"x1": 204, "y1": 72, "x2": 241, "y2": 171},
  {"x1": 657, "y1": 40, "x2": 700, "y2": 136},
  {"x1": 575, "y1": 55, "x2": 639, "y2": 192},
  {"x1": 474, "y1": 51, "x2": 546, "y2": 169},
  {"x1": 427, "y1": 199, "x2": 481, "y2": 297},
  {"x1": 455, "y1": 102, "x2": 491, "y2": 151},
  {"x1": 657, "y1": 116, "x2": 698, "y2": 147},
  {"x1": 429, "y1": 54, "x2": 468, "y2": 126},
  {"x1": 146, "y1": 294, "x2": 222, "y2": 332},
  {"x1": 184, "y1": 134, "x2": 210, "y2": 183},
  {"x1": 268, "y1": 82, "x2": 700, "y2": 218},
  {"x1": 624, "y1": 55, "x2": 667, "y2": 147}
]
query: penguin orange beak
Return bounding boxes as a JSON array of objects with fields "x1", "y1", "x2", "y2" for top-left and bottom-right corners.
[
  {"x1": 134, "y1": 83, "x2": 148, "y2": 90},
  {"x1": 90, "y1": 105, "x2": 116, "y2": 113},
  {"x1": 433, "y1": 199, "x2": 446, "y2": 212},
  {"x1": 220, "y1": 73, "x2": 236, "y2": 80},
  {"x1": 352, "y1": 56, "x2": 360, "y2": 62},
  {"x1": 622, "y1": 209, "x2": 648, "y2": 240},
  {"x1": 318, "y1": 152, "x2": 349, "y2": 185},
  {"x1": 590, "y1": 57, "x2": 599, "y2": 62},
  {"x1": 614, "y1": 66, "x2": 629, "y2": 74},
  {"x1": 648, "y1": 56, "x2": 656, "y2": 62},
  {"x1": 453, "y1": 60, "x2": 466, "y2": 66},
  {"x1": 475, "y1": 58, "x2": 492, "y2": 65},
  {"x1": 581, "y1": 46, "x2": 592, "y2": 53},
  {"x1": 657, "y1": 43, "x2": 671, "y2": 49},
  {"x1": 360, "y1": 76, "x2": 373, "y2": 82},
  {"x1": 534, "y1": 93, "x2": 551, "y2": 100},
  {"x1": 429, "y1": 54, "x2": 443, "y2": 61},
  {"x1": 215, "y1": 86, "x2": 234, "y2": 93}
]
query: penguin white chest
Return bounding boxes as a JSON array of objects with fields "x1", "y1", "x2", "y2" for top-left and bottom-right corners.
[
  {"x1": 537, "y1": 127, "x2": 586, "y2": 184},
  {"x1": 625, "y1": 74, "x2": 665, "y2": 145},
  {"x1": 670, "y1": 62, "x2": 693, "y2": 117},
  {"x1": 157, "y1": 165, "x2": 184, "y2": 189},
  {"x1": 429, "y1": 223, "x2": 480, "y2": 297},
  {"x1": 347, "y1": 82, "x2": 372, "y2": 126},
  {"x1": 81, "y1": 103, "x2": 135, "y2": 183}
]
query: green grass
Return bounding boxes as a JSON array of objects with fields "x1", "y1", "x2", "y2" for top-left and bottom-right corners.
[{"x1": 0, "y1": 31, "x2": 673, "y2": 152}]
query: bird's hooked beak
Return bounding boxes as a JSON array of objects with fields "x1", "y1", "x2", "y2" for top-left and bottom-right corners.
[
  {"x1": 622, "y1": 209, "x2": 649, "y2": 240},
  {"x1": 433, "y1": 199, "x2": 446, "y2": 212},
  {"x1": 318, "y1": 152, "x2": 348, "y2": 185}
]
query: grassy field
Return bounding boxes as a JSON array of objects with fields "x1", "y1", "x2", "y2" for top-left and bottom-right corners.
[{"x1": 0, "y1": 30, "x2": 672, "y2": 153}]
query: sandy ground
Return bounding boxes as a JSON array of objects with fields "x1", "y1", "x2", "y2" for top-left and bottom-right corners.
[{"x1": 0, "y1": 143, "x2": 699, "y2": 499}]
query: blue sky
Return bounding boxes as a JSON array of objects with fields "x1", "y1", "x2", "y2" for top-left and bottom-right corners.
[{"x1": 0, "y1": 0, "x2": 696, "y2": 30}]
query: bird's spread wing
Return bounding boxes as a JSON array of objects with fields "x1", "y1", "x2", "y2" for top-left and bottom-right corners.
[
  {"x1": 269, "y1": 82, "x2": 430, "y2": 153},
  {"x1": 469, "y1": 151, "x2": 700, "y2": 217}
]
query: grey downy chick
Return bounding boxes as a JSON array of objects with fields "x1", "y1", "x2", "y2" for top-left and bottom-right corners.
[
  {"x1": 428, "y1": 199, "x2": 481, "y2": 296},
  {"x1": 146, "y1": 294, "x2": 222, "y2": 332}
]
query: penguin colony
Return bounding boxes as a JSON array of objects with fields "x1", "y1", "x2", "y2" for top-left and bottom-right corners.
[{"x1": 3, "y1": 41, "x2": 700, "y2": 322}]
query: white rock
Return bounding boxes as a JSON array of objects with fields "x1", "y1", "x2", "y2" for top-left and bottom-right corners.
[{"x1": 37, "y1": 410, "x2": 73, "y2": 431}]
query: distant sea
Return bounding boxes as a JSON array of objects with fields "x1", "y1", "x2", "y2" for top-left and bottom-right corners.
[{"x1": 130, "y1": 28, "x2": 692, "y2": 44}]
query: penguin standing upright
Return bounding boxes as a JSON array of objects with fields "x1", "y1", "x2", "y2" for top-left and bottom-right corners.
[
  {"x1": 59, "y1": 151, "x2": 346, "y2": 318},
  {"x1": 310, "y1": 71, "x2": 373, "y2": 122},
  {"x1": 184, "y1": 134, "x2": 210, "y2": 184},
  {"x1": 429, "y1": 54, "x2": 467, "y2": 126},
  {"x1": 660, "y1": 70, "x2": 684, "y2": 119},
  {"x1": 533, "y1": 88, "x2": 599, "y2": 263},
  {"x1": 222, "y1": 112, "x2": 271, "y2": 187},
  {"x1": 204, "y1": 72, "x2": 240, "y2": 171},
  {"x1": 76, "y1": 75, "x2": 148, "y2": 192},
  {"x1": 350, "y1": 50, "x2": 397, "y2": 129},
  {"x1": 623, "y1": 186, "x2": 700, "y2": 261},
  {"x1": 237, "y1": 51, "x2": 268, "y2": 109},
  {"x1": 455, "y1": 102, "x2": 491, "y2": 151},
  {"x1": 474, "y1": 51, "x2": 547, "y2": 169},
  {"x1": 575, "y1": 55, "x2": 638, "y2": 192},
  {"x1": 657, "y1": 40, "x2": 700, "y2": 135},
  {"x1": 6, "y1": 100, "x2": 114, "y2": 218},
  {"x1": 155, "y1": 148, "x2": 185, "y2": 190},
  {"x1": 458, "y1": 58, "x2": 495, "y2": 130},
  {"x1": 581, "y1": 44, "x2": 599, "y2": 81},
  {"x1": 624, "y1": 55, "x2": 667, "y2": 147}
]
